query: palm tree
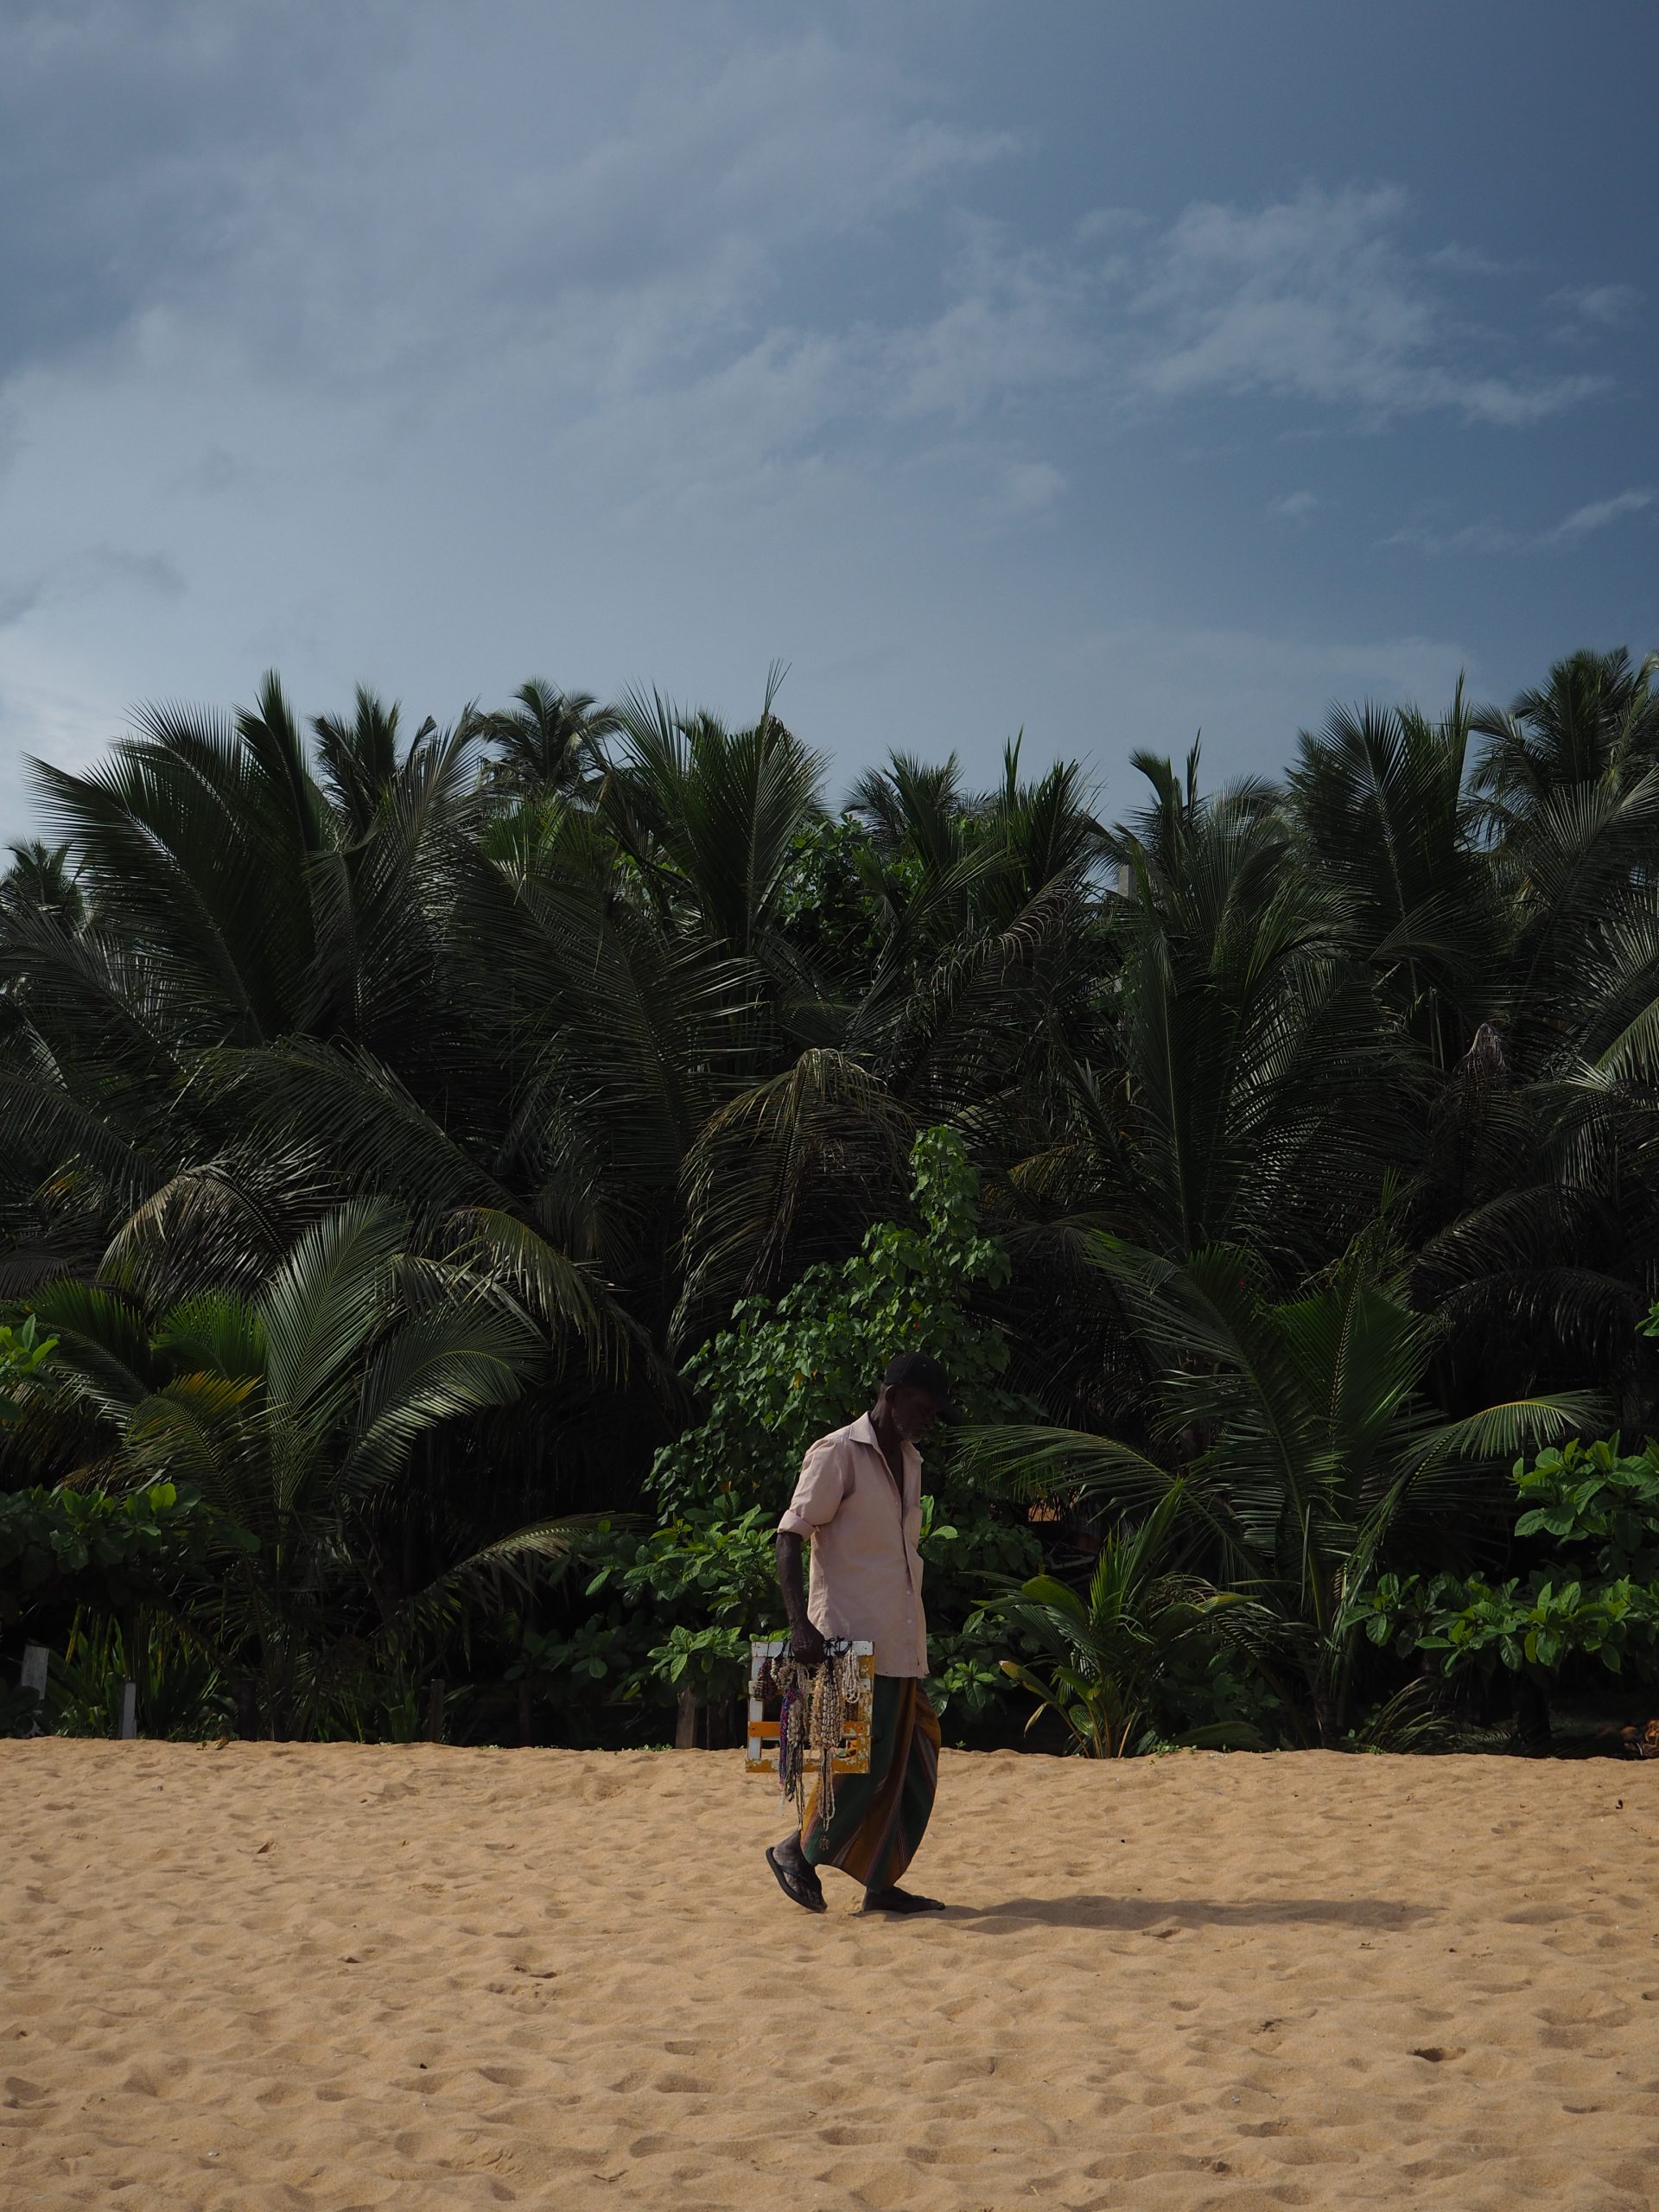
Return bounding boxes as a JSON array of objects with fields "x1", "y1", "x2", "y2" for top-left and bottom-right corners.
[
  {"x1": 672, "y1": 741, "x2": 1107, "y2": 1328},
  {"x1": 22, "y1": 1200, "x2": 569, "y2": 1735},
  {"x1": 26, "y1": 677, "x2": 330, "y2": 1047},
  {"x1": 477, "y1": 680, "x2": 620, "y2": 799},
  {"x1": 1, "y1": 666, "x2": 803, "y2": 1515},
  {"x1": 1473, "y1": 646, "x2": 1659, "y2": 817},
  {"x1": 1288, "y1": 689, "x2": 1500, "y2": 1073},
  {"x1": 0, "y1": 676, "x2": 501, "y2": 1310},
  {"x1": 601, "y1": 675, "x2": 827, "y2": 969},
  {"x1": 1012, "y1": 754, "x2": 1411, "y2": 1274},
  {"x1": 2, "y1": 841, "x2": 86, "y2": 931},
  {"x1": 312, "y1": 687, "x2": 420, "y2": 839},
  {"x1": 994, "y1": 1484, "x2": 1264, "y2": 1754},
  {"x1": 973, "y1": 1232, "x2": 1604, "y2": 1742},
  {"x1": 1400, "y1": 654, "x2": 1659, "y2": 1417}
]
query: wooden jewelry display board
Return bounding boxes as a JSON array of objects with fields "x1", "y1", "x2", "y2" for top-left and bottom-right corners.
[{"x1": 746, "y1": 1637, "x2": 874, "y2": 1777}]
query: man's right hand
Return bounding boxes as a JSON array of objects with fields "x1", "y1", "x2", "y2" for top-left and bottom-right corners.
[{"x1": 791, "y1": 1624, "x2": 829, "y2": 1668}]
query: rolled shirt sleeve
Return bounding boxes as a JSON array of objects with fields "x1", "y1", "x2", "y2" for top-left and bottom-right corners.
[{"x1": 778, "y1": 1437, "x2": 847, "y2": 1537}]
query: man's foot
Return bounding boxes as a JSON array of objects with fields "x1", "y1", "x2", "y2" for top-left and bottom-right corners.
[
  {"x1": 861, "y1": 1885, "x2": 945, "y2": 1914},
  {"x1": 766, "y1": 1838, "x2": 827, "y2": 1913}
]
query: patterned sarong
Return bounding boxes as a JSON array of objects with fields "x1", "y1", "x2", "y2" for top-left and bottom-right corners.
[{"x1": 798, "y1": 1674, "x2": 940, "y2": 1890}]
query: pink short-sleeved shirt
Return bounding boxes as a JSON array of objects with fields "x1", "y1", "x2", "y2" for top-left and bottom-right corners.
[{"x1": 778, "y1": 1413, "x2": 927, "y2": 1678}]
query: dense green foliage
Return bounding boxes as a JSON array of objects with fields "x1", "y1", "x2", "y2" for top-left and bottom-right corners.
[
  {"x1": 0, "y1": 1313, "x2": 55, "y2": 1422},
  {"x1": 651, "y1": 1126, "x2": 1025, "y2": 1512},
  {"x1": 0, "y1": 1478, "x2": 235, "y2": 1597},
  {"x1": 1363, "y1": 1436, "x2": 1659, "y2": 1691},
  {"x1": 632, "y1": 1125, "x2": 1042, "y2": 1719},
  {"x1": 511, "y1": 1130, "x2": 1043, "y2": 1728},
  {"x1": 5, "y1": 645, "x2": 1659, "y2": 1749},
  {"x1": 989, "y1": 1484, "x2": 1268, "y2": 1756},
  {"x1": 970, "y1": 1236, "x2": 1603, "y2": 1741}
]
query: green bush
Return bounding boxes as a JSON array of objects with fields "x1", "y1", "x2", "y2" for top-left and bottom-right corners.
[
  {"x1": 41, "y1": 1608, "x2": 228, "y2": 1739},
  {"x1": 648, "y1": 1125, "x2": 1027, "y2": 1514},
  {"x1": 987, "y1": 1488, "x2": 1271, "y2": 1755},
  {"x1": 0, "y1": 1482, "x2": 249, "y2": 1605},
  {"x1": 1360, "y1": 1436, "x2": 1659, "y2": 1690},
  {"x1": 0, "y1": 1313, "x2": 56, "y2": 1422},
  {"x1": 499, "y1": 1130, "x2": 1043, "y2": 1736},
  {"x1": 1511, "y1": 1435, "x2": 1659, "y2": 1578},
  {"x1": 601, "y1": 1503, "x2": 782, "y2": 1707}
]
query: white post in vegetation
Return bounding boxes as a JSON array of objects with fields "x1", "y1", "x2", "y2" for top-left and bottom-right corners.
[
  {"x1": 20, "y1": 1644, "x2": 48, "y2": 1735},
  {"x1": 118, "y1": 1682, "x2": 137, "y2": 1739}
]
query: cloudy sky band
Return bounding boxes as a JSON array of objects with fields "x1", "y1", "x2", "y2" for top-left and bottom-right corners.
[{"x1": 0, "y1": 0, "x2": 1650, "y2": 824}]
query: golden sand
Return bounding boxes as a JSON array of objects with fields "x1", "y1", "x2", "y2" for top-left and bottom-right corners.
[{"x1": 3, "y1": 1740, "x2": 1656, "y2": 2209}]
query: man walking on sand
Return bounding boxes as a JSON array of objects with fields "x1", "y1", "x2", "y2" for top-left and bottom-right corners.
[{"x1": 765, "y1": 1351, "x2": 955, "y2": 1916}]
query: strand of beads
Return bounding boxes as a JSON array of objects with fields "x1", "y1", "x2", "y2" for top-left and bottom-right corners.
[{"x1": 772, "y1": 1641, "x2": 861, "y2": 1821}]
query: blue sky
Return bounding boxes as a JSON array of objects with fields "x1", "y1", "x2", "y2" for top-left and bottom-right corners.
[{"x1": 0, "y1": 0, "x2": 1653, "y2": 830}]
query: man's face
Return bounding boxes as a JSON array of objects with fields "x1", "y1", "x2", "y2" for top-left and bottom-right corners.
[{"x1": 885, "y1": 1385, "x2": 945, "y2": 1442}]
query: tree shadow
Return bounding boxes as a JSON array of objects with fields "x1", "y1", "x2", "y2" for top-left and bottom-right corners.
[{"x1": 950, "y1": 1894, "x2": 1434, "y2": 1932}]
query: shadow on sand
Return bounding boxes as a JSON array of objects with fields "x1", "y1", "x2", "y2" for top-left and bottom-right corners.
[{"x1": 948, "y1": 1894, "x2": 1434, "y2": 1932}]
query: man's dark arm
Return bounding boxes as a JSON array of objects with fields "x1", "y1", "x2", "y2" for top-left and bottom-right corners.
[{"x1": 775, "y1": 1530, "x2": 827, "y2": 1665}]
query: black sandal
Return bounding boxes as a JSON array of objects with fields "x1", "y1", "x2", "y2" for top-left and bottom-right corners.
[
  {"x1": 766, "y1": 1844, "x2": 828, "y2": 1913},
  {"x1": 861, "y1": 1885, "x2": 945, "y2": 1914}
]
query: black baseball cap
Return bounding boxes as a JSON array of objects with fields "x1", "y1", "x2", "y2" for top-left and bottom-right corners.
[{"x1": 881, "y1": 1351, "x2": 963, "y2": 1421}]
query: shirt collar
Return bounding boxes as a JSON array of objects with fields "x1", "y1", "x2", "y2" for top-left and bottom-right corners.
[{"x1": 851, "y1": 1410, "x2": 919, "y2": 1467}]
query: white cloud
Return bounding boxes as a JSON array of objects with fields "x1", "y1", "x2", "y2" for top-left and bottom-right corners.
[
  {"x1": 1548, "y1": 283, "x2": 1643, "y2": 330},
  {"x1": 884, "y1": 226, "x2": 1095, "y2": 424},
  {"x1": 1382, "y1": 518, "x2": 1520, "y2": 556},
  {"x1": 1548, "y1": 487, "x2": 1653, "y2": 539},
  {"x1": 1422, "y1": 243, "x2": 1510, "y2": 276},
  {"x1": 1268, "y1": 490, "x2": 1319, "y2": 520},
  {"x1": 1118, "y1": 186, "x2": 1605, "y2": 426},
  {"x1": 1386, "y1": 486, "x2": 1653, "y2": 556},
  {"x1": 628, "y1": 179, "x2": 1611, "y2": 478},
  {"x1": 988, "y1": 459, "x2": 1065, "y2": 518}
]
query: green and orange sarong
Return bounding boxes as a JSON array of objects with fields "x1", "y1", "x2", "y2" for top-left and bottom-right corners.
[{"x1": 799, "y1": 1675, "x2": 940, "y2": 1890}]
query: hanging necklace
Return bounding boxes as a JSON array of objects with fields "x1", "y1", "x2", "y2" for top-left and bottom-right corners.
[{"x1": 768, "y1": 1640, "x2": 864, "y2": 1823}]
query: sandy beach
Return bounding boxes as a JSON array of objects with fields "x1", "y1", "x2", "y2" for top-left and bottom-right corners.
[{"x1": 3, "y1": 1741, "x2": 1656, "y2": 2210}]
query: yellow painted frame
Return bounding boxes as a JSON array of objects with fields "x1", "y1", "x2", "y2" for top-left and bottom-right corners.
[{"x1": 746, "y1": 1637, "x2": 874, "y2": 1776}]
